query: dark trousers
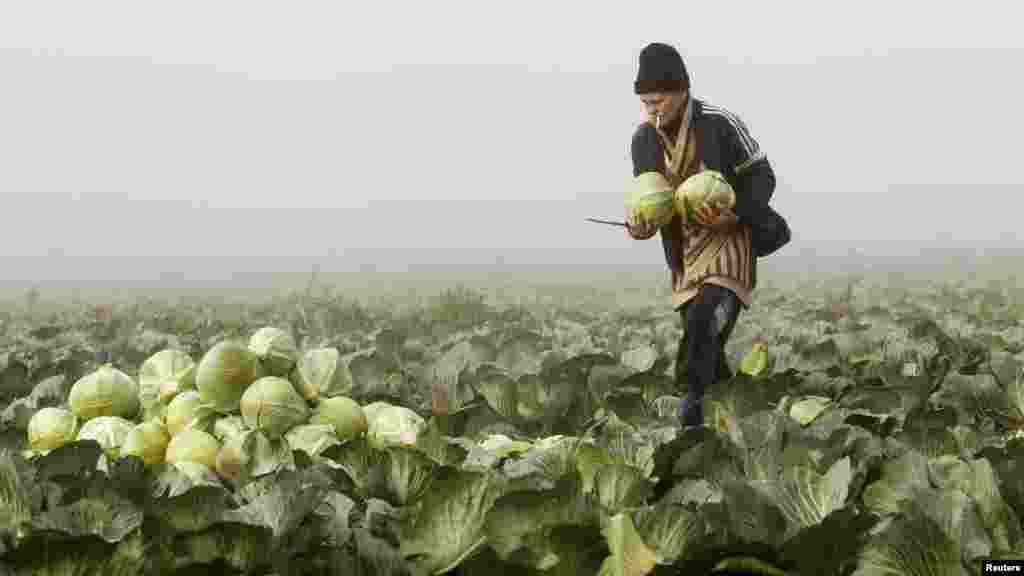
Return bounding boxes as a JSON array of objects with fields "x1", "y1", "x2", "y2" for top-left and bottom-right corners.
[{"x1": 674, "y1": 284, "x2": 742, "y2": 426}]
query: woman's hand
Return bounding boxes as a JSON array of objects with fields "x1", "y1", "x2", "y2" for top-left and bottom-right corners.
[
  {"x1": 626, "y1": 211, "x2": 659, "y2": 240},
  {"x1": 693, "y1": 202, "x2": 738, "y2": 231}
]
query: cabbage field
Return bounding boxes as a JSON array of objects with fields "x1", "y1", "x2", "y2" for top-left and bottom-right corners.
[{"x1": 1, "y1": 272, "x2": 1024, "y2": 575}]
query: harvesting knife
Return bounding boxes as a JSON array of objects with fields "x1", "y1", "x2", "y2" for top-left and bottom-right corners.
[{"x1": 585, "y1": 217, "x2": 628, "y2": 227}]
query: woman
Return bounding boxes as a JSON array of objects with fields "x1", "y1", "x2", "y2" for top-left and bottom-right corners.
[{"x1": 625, "y1": 42, "x2": 790, "y2": 427}]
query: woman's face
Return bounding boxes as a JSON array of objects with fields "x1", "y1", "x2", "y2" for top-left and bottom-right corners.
[{"x1": 640, "y1": 89, "x2": 688, "y2": 127}]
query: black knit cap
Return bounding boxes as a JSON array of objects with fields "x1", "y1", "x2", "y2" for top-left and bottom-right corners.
[{"x1": 634, "y1": 42, "x2": 689, "y2": 94}]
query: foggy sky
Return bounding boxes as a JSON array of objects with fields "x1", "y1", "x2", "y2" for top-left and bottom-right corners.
[{"x1": 1, "y1": 2, "x2": 1021, "y2": 292}]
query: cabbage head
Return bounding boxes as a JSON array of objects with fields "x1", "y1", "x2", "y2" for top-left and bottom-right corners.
[
  {"x1": 27, "y1": 407, "x2": 78, "y2": 453},
  {"x1": 625, "y1": 172, "x2": 675, "y2": 229},
  {"x1": 295, "y1": 347, "x2": 353, "y2": 402},
  {"x1": 310, "y1": 396, "x2": 367, "y2": 441},
  {"x1": 674, "y1": 169, "x2": 736, "y2": 225},
  {"x1": 248, "y1": 327, "x2": 299, "y2": 377},
  {"x1": 362, "y1": 401, "x2": 393, "y2": 425},
  {"x1": 76, "y1": 416, "x2": 134, "y2": 459},
  {"x1": 166, "y1": 390, "x2": 205, "y2": 437},
  {"x1": 68, "y1": 365, "x2": 140, "y2": 421},
  {"x1": 165, "y1": 428, "x2": 221, "y2": 470},
  {"x1": 240, "y1": 376, "x2": 309, "y2": 439},
  {"x1": 215, "y1": 433, "x2": 249, "y2": 485},
  {"x1": 121, "y1": 419, "x2": 171, "y2": 466},
  {"x1": 196, "y1": 340, "x2": 264, "y2": 413},
  {"x1": 365, "y1": 402, "x2": 426, "y2": 450},
  {"x1": 137, "y1": 349, "x2": 196, "y2": 415}
]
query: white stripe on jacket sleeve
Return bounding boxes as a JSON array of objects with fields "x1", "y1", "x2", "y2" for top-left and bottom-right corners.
[{"x1": 702, "y1": 104, "x2": 767, "y2": 174}]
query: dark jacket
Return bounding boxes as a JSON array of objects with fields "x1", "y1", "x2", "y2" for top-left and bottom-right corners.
[{"x1": 631, "y1": 98, "x2": 790, "y2": 259}]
